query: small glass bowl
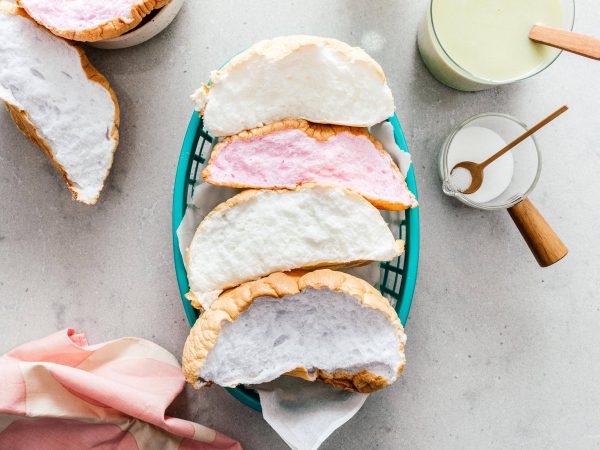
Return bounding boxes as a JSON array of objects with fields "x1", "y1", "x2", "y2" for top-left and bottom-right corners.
[{"x1": 439, "y1": 113, "x2": 542, "y2": 210}]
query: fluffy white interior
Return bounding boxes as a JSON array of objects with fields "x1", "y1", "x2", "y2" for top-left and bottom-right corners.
[
  {"x1": 200, "y1": 288, "x2": 403, "y2": 386},
  {"x1": 194, "y1": 41, "x2": 395, "y2": 136},
  {"x1": 0, "y1": 12, "x2": 117, "y2": 203},
  {"x1": 187, "y1": 186, "x2": 400, "y2": 308}
]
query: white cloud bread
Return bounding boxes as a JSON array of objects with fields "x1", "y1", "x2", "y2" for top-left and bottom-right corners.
[
  {"x1": 183, "y1": 270, "x2": 407, "y2": 393},
  {"x1": 0, "y1": 2, "x2": 119, "y2": 204},
  {"x1": 186, "y1": 184, "x2": 403, "y2": 310},
  {"x1": 191, "y1": 35, "x2": 395, "y2": 136}
]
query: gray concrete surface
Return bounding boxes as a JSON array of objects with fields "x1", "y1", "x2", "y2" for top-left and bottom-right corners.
[{"x1": 1, "y1": 1, "x2": 600, "y2": 448}]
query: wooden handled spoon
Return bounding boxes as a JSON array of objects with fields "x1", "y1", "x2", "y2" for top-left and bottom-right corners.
[
  {"x1": 530, "y1": 25, "x2": 600, "y2": 60},
  {"x1": 451, "y1": 105, "x2": 568, "y2": 195},
  {"x1": 451, "y1": 106, "x2": 569, "y2": 267}
]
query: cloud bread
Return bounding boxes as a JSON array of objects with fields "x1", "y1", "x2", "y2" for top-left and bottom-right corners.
[
  {"x1": 186, "y1": 184, "x2": 403, "y2": 310},
  {"x1": 16, "y1": 0, "x2": 172, "y2": 42},
  {"x1": 182, "y1": 270, "x2": 407, "y2": 393},
  {"x1": 203, "y1": 119, "x2": 418, "y2": 210},
  {"x1": 191, "y1": 35, "x2": 395, "y2": 136},
  {"x1": 0, "y1": 2, "x2": 119, "y2": 204}
]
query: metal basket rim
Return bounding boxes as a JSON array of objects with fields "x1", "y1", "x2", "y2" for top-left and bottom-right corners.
[{"x1": 171, "y1": 112, "x2": 420, "y2": 412}]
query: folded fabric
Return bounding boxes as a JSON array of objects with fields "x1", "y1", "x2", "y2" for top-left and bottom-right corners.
[{"x1": 0, "y1": 329, "x2": 241, "y2": 450}]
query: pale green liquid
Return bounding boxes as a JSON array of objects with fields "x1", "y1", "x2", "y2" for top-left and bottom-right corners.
[{"x1": 432, "y1": 0, "x2": 564, "y2": 81}]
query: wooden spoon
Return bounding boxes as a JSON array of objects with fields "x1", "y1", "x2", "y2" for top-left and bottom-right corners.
[
  {"x1": 451, "y1": 105, "x2": 569, "y2": 267},
  {"x1": 451, "y1": 105, "x2": 568, "y2": 195},
  {"x1": 530, "y1": 25, "x2": 600, "y2": 60}
]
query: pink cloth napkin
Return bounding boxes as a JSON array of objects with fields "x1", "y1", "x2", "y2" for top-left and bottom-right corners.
[{"x1": 0, "y1": 329, "x2": 241, "y2": 450}]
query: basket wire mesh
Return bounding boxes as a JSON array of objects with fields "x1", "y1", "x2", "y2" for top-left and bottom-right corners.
[{"x1": 172, "y1": 113, "x2": 420, "y2": 412}]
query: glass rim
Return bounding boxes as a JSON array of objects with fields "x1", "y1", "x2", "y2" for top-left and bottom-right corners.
[
  {"x1": 440, "y1": 112, "x2": 542, "y2": 210},
  {"x1": 429, "y1": 0, "x2": 576, "y2": 86}
]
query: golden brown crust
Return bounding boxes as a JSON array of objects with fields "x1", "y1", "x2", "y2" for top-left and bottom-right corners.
[
  {"x1": 210, "y1": 118, "x2": 374, "y2": 144},
  {"x1": 0, "y1": 1, "x2": 24, "y2": 17},
  {"x1": 182, "y1": 269, "x2": 406, "y2": 393},
  {"x1": 285, "y1": 368, "x2": 388, "y2": 393},
  {"x1": 202, "y1": 119, "x2": 418, "y2": 211},
  {"x1": 76, "y1": 49, "x2": 120, "y2": 203},
  {"x1": 0, "y1": 2, "x2": 119, "y2": 205},
  {"x1": 16, "y1": 0, "x2": 172, "y2": 42}
]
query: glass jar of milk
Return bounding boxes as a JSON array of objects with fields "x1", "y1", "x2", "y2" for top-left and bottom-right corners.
[{"x1": 418, "y1": 0, "x2": 575, "y2": 91}]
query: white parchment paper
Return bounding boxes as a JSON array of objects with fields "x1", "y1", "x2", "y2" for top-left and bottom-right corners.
[{"x1": 254, "y1": 377, "x2": 368, "y2": 450}]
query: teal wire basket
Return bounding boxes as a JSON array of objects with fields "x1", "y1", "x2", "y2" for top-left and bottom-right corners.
[{"x1": 172, "y1": 113, "x2": 420, "y2": 412}]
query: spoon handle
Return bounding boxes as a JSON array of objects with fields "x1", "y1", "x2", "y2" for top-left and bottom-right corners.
[
  {"x1": 507, "y1": 199, "x2": 568, "y2": 267},
  {"x1": 481, "y1": 105, "x2": 568, "y2": 169},
  {"x1": 529, "y1": 25, "x2": 600, "y2": 60}
]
